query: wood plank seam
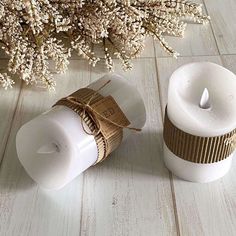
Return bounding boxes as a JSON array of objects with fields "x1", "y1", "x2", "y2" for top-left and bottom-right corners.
[
  {"x1": 79, "y1": 174, "x2": 85, "y2": 236},
  {"x1": 79, "y1": 68, "x2": 92, "y2": 236},
  {"x1": 202, "y1": 0, "x2": 221, "y2": 55},
  {"x1": 169, "y1": 171, "x2": 181, "y2": 236},
  {"x1": 0, "y1": 82, "x2": 23, "y2": 170},
  {"x1": 154, "y1": 52, "x2": 181, "y2": 236}
]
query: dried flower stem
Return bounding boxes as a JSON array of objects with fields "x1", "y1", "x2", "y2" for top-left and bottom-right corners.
[{"x1": 0, "y1": 0, "x2": 209, "y2": 90}]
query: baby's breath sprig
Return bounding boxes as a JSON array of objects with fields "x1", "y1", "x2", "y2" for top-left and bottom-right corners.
[{"x1": 0, "y1": 0, "x2": 209, "y2": 90}]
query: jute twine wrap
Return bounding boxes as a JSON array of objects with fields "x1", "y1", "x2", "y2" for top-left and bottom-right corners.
[
  {"x1": 163, "y1": 107, "x2": 236, "y2": 164},
  {"x1": 53, "y1": 83, "x2": 139, "y2": 164}
]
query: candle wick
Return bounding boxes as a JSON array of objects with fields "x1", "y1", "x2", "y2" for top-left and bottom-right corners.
[
  {"x1": 199, "y1": 88, "x2": 211, "y2": 109},
  {"x1": 37, "y1": 143, "x2": 60, "y2": 154}
]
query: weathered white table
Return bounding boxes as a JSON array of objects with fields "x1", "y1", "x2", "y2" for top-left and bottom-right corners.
[{"x1": 0, "y1": 1, "x2": 236, "y2": 235}]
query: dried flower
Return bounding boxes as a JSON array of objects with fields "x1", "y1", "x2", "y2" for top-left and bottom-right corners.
[
  {"x1": 0, "y1": 73, "x2": 14, "y2": 89},
  {"x1": 0, "y1": 0, "x2": 209, "y2": 90}
]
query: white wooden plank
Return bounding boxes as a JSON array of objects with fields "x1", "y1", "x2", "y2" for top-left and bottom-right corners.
[
  {"x1": 221, "y1": 55, "x2": 236, "y2": 72},
  {"x1": 155, "y1": 0, "x2": 218, "y2": 57},
  {"x1": 204, "y1": 0, "x2": 236, "y2": 54},
  {"x1": 0, "y1": 60, "x2": 21, "y2": 163},
  {"x1": 0, "y1": 60, "x2": 92, "y2": 236},
  {"x1": 139, "y1": 37, "x2": 155, "y2": 58},
  {"x1": 0, "y1": 0, "x2": 235, "y2": 233},
  {"x1": 156, "y1": 55, "x2": 236, "y2": 236},
  {"x1": 80, "y1": 58, "x2": 178, "y2": 236}
]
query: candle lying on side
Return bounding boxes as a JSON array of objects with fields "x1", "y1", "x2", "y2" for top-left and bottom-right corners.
[
  {"x1": 163, "y1": 62, "x2": 236, "y2": 183},
  {"x1": 16, "y1": 74, "x2": 146, "y2": 190}
]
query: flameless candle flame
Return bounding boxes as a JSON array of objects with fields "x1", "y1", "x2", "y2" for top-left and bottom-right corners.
[
  {"x1": 199, "y1": 88, "x2": 211, "y2": 109},
  {"x1": 37, "y1": 143, "x2": 60, "y2": 154}
]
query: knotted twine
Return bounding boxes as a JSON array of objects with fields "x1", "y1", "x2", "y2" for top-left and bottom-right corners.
[{"x1": 53, "y1": 80, "x2": 141, "y2": 164}]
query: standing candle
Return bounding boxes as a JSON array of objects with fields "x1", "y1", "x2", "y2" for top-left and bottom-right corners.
[
  {"x1": 16, "y1": 74, "x2": 146, "y2": 190},
  {"x1": 163, "y1": 62, "x2": 236, "y2": 182}
]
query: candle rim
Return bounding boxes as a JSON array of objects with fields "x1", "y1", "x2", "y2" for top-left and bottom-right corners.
[{"x1": 167, "y1": 62, "x2": 236, "y2": 137}]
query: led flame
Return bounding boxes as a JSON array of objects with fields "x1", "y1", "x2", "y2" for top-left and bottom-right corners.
[
  {"x1": 199, "y1": 88, "x2": 211, "y2": 109},
  {"x1": 37, "y1": 143, "x2": 60, "y2": 154}
]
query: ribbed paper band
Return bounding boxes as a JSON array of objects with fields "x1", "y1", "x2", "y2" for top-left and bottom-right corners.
[
  {"x1": 163, "y1": 107, "x2": 236, "y2": 164},
  {"x1": 54, "y1": 88, "x2": 123, "y2": 164}
]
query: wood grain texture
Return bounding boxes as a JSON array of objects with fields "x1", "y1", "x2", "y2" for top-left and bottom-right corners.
[
  {"x1": 155, "y1": 0, "x2": 218, "y2": 57},
  {"x1": 0, "y1": 2, "x2": 236, "y2": 235},
  {"x1": 204, "y1": 0, "x2": 236, "y2": 54},
  {"x1": 0, "y1": 60, "x2": 21, "y2": 163},
  {"x1": 156, "y1": 55, "x2": 236, "y2": 236},
  {"x1": 80, "y1": 58, "x2": 177, "y2": 236}
]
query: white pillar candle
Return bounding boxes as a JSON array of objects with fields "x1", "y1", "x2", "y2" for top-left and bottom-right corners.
[
  {"x1": 164, "y1": 62, "x2": 236, "y2": 182},
  {"x1": 16, "y1": 74, "x2": 146, "y2": 190}
]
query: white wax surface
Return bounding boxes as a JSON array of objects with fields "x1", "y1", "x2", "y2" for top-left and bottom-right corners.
[
  {"x1": 164, "y1": 143, "x2": 233, "y2": 183},
  {"x1": 168, "y1": 62, "x2": 236, "y2": 137},
  {"x1": 16, "y1": 74, "x2": 146, "y2": 190},
  {"x1": 16, "y1": 106, "x2": 98, "y2": 189},
  {"x1": 164, "y1": 62, "x2": 236, "y2": 182}
]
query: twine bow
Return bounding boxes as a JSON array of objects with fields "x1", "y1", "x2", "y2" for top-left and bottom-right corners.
[{"x1": 65, "y1": 80, "x2": 141, "y2": 137}]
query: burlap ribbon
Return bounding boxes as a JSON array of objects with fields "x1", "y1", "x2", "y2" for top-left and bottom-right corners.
[
  {"x1": 163, "y1": 106, "x2": 236, "y2": 164},
  {"x1": 53, "y1": 80, "x2": 141, "y2": 164}
]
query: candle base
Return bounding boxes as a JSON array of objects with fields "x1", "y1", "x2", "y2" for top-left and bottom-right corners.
[{"x1": 163, "y1": 142, "x2": 233, "y2": 183}]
